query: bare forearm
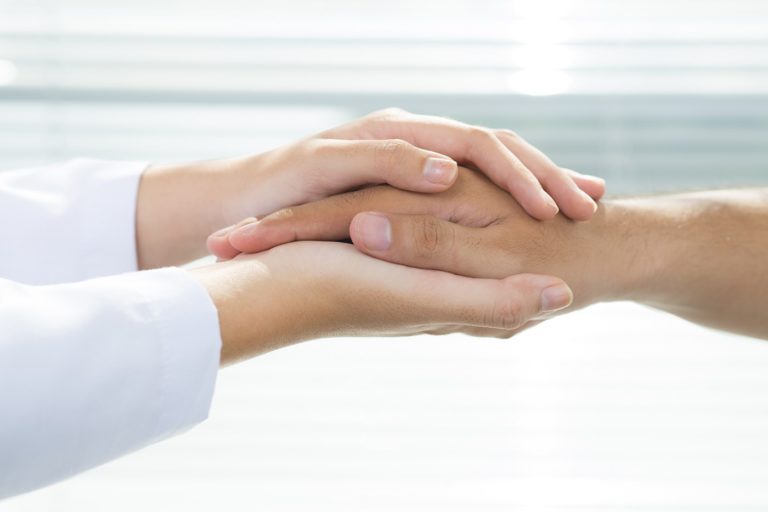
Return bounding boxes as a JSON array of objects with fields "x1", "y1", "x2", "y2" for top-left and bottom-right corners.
[
  {"x1": 135, "y1": 158, "x2": 255, "y2": 269},
  {"x1": 599, "y1": 189, "x2": 768, "y2": 338}
]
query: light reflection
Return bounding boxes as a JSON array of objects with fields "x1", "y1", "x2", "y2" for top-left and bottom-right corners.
[
  {"x1": 508, "y1": 68, "x2": 573, "y2": 96},
  {"x1": 0, "y1": 59, "x2": 18, "y2": 86},
  {"x1": 511, "y1": 11, "x2": 574, "y2": 96}
]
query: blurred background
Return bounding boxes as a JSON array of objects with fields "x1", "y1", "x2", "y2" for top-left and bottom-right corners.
[{"x1": 2, "y1": 0, "x2": 768, "y2": 510}]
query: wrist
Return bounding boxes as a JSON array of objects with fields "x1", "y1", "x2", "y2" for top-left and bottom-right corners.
[
  {"x1": 189, "y1": 252, "x2": 333, "y2": 366},
  {"x1": 569, "y1": 199, "x2": 664, "y2": 306},
  {"x1": 136, "y1": 155, "x2": 269, "y2": 269}
]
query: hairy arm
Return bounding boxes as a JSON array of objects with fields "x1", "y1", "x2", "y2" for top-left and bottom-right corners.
[{"x1": 600, "y1": 189, "x2": 768, "y2": 338}]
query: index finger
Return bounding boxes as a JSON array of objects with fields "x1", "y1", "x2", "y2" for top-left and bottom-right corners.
[
  {"x1": 223, "y1": 186, "x2": 446, "y2": 255},
  {"x1": 329, "y1": 111, "x2": 561, "y2": 219}
]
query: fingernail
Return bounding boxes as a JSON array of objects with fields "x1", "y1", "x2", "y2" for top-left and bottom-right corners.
[
  {"x1": 232, "y1": 219, "x2": 261, "y2": 238},
  {"x1": 542, "y1": 192, "x2": 559, "y2": 215},
  {"x1": 423, "y1": 157, "x2": 457, "y2": 185},
  {"x1": 356, "y1": 212, "x2": 392, "y2": 251},
  {"x1": 540, "y1": 283, "x2": 573, "y2": 313},
  {"x1": 211, "y1": 225, "x2": 236, "y2": 238},
  {"x1": 580, "y1": 189, "x2": 598, "y2": 213}
]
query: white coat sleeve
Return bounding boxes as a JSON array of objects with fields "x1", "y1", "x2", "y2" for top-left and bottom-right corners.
[{"x1": 0, "y1": 160, "x2": 222, "y2": 499}]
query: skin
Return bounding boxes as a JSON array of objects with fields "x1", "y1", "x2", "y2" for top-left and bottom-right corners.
[
  {"x1": 191, "y1": 242, "x2": 573, "y2": 365},
  {"x1": 134, "y1": 110, "x2": 605, "y2": 364},
  {"x1": 136, "y1": 108, "x2": 604, "y2": 269},
  {"x1": 212, "y1": 168, "x2": 768, "y2": 340}
]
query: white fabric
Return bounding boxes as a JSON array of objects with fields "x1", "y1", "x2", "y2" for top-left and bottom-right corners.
[{"x1": 0, "y1": 160, "x2": 222, "y2": 499}]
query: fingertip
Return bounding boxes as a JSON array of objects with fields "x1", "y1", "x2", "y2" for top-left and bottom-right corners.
[
  {"x1": 569, "y1": 170, "x2": 607, "y2": 200},
  {"x1": 568, "y1": 189, "x2": 599, "y2": 221},
  {"x1": 580, "y1": 177, "x2": 606, "y2": 201},
  {"x1": 206, "y1": 232, "x2": 241, "y2": 260},
  {"x1": 590, "y1": 177, "x2": 607, "y2": 199},
  {"x1": 228, "y1": 217, "x2": 303, "y2": 254},
  {"x1": 540, "y1": 281, "x2": 574, "y2": 313},
  {"x1": 523, "y1": 191, "x2": 559, "y2": 220},
  {"x1": 549, "y1": 178, "x2": 599, "y2": 220},
  {"x1": 421, "y1": 156, "x2": 458, "y2": 189},
  {"x1": 227, "y1": 221, "x2": 261, "y2": 252},
  {"x1": 507, "y1": 273, "x2": 573, "y2": 314}
]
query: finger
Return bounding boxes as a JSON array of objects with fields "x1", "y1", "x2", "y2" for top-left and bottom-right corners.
[
  {"x1": 495, "y1": 130, "x2": 598, "y2": 220},
  {"x1": 332, "y1": 111, "x2": 560, "y2": 220},
  {"x1": 305, "y1": 138, "x2": 458, "y2": 195},
  {"x1": 353, "y1": 212, "x2": 582, "y2": 312},
  {"x1": 467, "y1": 131, "x2": 561, "y2": 220},
  {"x1": 350, "y1": 212, "x2": 496, "y2": 277},
  {"x1": 206, "y1": 217, "x2": 258, "y2": 260},
  {"x1": 416, "y1": 271, "x2": 573, "y2": 330},
  {"x1": 343, "y1": 233, "x2": 573, "y2": 329},
  {"x1": 226, "y1": 187, "x2": 443, "y2": 254},
  {"x1": 564, "y1": 168, "x2": 606, "y2": 200}
]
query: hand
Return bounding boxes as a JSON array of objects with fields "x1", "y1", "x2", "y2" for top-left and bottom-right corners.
[
  {"x1": 208, "y1": 167, "x2": 624, "y2": 312},
  {"x1": 214, "y1": 177, "x2": 768, "y2": 341},
  {"x1": 191, "y1": 241, "x2": 575, "y2": 365},
  {"x1": 310, "y1": 108, "x2": 605, "y2": 219},
  {"x1": 137, "y1": 109, "x2": 605, "y2": 268}
]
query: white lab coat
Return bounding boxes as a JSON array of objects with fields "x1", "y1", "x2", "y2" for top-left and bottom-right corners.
[{"x1": 0, "y1": 159, "x2": 221, "y2": 499}]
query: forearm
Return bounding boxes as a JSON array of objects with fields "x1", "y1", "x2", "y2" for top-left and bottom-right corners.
[
  {"x1": 189, "y1": 258, "x2": 320, "y2": 366},
  {"x1": 135, "y1": 156, "x2": 259, "y2": 269},
  {"x1": 594, "y1": 189, "x2": 768, "y2": 338}
]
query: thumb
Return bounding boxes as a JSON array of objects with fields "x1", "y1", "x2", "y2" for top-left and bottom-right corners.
[
  {"x1": 347, "y1": 212, "x2": 575, "y2": 321},
  {"x1": 408, "y1": 270, "x2": 574, "y2": 329},
  {"x1": 350, "y1": 211, "x2": 491, "y2": 277}
]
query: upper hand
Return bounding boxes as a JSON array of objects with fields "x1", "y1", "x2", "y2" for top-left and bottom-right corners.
[
  {"x1": 213, "y1": 109, "x2": 605, "y2": 242},
  {"x1": 138, "y1": 109, "x2": 604, "y2": 268}
]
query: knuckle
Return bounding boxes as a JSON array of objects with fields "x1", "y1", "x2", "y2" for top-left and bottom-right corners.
[
  {"x1": 413, "y1": 217, "x2": 447, "y2": 258},
  {"x1": 469, "y1": 126, "x2": 493, "y2": 143},
  {"x1": 376, "y1": 139, "x2": 412, "y2": 171},
  {"x1": 466, "y1": 127, "x2": 495, "y2": 158},
  {"x1": 371, "y1": 107, "x2": 407, "y2": 119},
  {"x1": 490, "y1": 295, "x2": 525, "y2": 330},
  {"x1": 495, "y1": 128, "x2": 520, "y2": 140},
  {"x1": 338, "y1": 186, "x2": 377, "y2": 207},
  {"x1": 303, "y1": 138, "x2": 334, "y2": 158}
]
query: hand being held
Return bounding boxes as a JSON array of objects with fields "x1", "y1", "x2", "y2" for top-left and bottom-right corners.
[
  {"x1": 211, "y1": 167, "x2": 616, "y2": 314},
  {"x1": 199, "y1": 113, "x2": 608, "y2": 358}
]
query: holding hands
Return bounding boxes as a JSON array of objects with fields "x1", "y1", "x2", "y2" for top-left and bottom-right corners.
[{"x1": 138, "y1": 109, "x2": 607, "y2": 363}]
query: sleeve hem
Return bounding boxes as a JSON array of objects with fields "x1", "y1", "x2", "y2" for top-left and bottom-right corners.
[{"x1": 137, "y1": 267, "x2": 223, "y2": 441}]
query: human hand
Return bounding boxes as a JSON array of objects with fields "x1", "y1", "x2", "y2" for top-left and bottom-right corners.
[
  {"x1": 210, "y1": 167, "x2": 627, "y2": 312},
  {"x1": 139, "y1": 109, "x2": 604, "y2": 268},
  {"x1": 191, "y1": 241, "x2": 574, "y2": 365},
  {"x1": 227, "y1": 108, "x2": 604, "y2": 221},
  {"x1": 302, "y1": 108, "x2": 605, "y2": 219}
]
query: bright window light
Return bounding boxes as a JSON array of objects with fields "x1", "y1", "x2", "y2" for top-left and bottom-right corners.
[
  {"x1": 507, "y1": 68, "x2": 573, "y2": 96},
  {"x1": 0, "y1": 59, "x2": 18, "y2": 86}
]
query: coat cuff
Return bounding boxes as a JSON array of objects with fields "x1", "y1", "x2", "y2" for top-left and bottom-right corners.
[
  {"x1": 0, "y1": 267, "x2": 221, "y2": 499},
  {"x1": 134, "y1": 267, "x2": 223, "y2": 442}
]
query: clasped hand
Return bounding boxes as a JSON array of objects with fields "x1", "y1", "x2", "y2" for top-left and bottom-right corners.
[{"x1": 163, "y1": 109, "x2": 606, "y2": 364}]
